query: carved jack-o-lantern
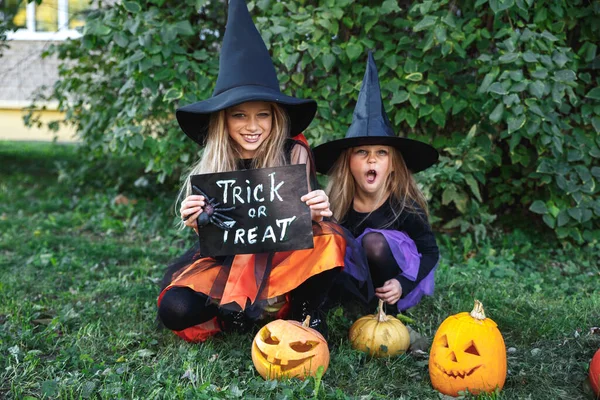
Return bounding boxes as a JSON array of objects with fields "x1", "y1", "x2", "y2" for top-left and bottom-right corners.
[
  {"x1": 590, "y1": 348, "x2": 600, "y2": 396},
  {"x1": 429, "y1": 300, "x2": 507, "y2": 396},
  {"x1": 251, "y1": 316, "x2": 330, "y2": 380}
]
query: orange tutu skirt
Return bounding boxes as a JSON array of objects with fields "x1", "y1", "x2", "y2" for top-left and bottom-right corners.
[{"x1": 158, "y1": 221, "x2": 345, "y2": 342}]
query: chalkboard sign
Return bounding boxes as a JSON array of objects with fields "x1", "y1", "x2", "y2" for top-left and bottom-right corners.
[{"x1": 190, "y1": 164, "x2": 314, "y2": 256}]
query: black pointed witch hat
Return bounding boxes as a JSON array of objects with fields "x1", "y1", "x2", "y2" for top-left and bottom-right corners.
[
  {"x1": 176, "y1": 0, "x2": 317, "y2": 146},
  {"x1": 313, "y1": 52, "x2": 438, "y2": 174}
]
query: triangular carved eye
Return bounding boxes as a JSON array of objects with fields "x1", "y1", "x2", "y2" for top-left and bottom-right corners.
[
  {"x1": 261, "y1": 328, "x2": 280, "y2": 345},
  {"x1": 290, "y1": 341, "x2": 319, "y2": 353},
  {"x1": 464, "y1": 341, "x2": 480, "y2": 356},
  {"x1": 439, "y1": 334, "x2": 449, "y2": 348}
]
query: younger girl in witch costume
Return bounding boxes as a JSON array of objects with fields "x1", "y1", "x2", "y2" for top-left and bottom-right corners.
[
  {"x1": 314, "y1": 52, "x2": 439, "y2": 312},
  {"x1": 157, "y1": 0, "x2": 345, "y2": 342}
]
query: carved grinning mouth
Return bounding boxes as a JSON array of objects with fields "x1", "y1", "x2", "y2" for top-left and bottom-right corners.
[
  {"x1": 434, "y1": 362, "x2": 483, "y2": 379},
  {"x1": 258, "y1": 349, "x2": 314, "y2": 371}
]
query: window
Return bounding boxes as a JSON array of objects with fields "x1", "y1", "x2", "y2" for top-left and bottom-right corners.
[{"x1": 1, "y1": 0, "x2": 90, "y2": 40}]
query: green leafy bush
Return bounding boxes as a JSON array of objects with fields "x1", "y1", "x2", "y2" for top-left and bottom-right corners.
[{"x1": 26, "y1": 0, "x2": 599, "y2": 242}]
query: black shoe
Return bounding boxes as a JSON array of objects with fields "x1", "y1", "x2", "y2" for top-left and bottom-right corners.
[
  {"x1": 218, "y1": 310, "x2": 253, "y2": 333},
  {"x1": 291, "y1": 300, "x2": 329, "y2": 340}
]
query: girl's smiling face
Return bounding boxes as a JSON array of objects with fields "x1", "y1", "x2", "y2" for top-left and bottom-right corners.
[
  {"x1": 226, "y1": 101, "x2": 273, "y2": 158},
  {"x1": 349, "y1": 145, "x2": 393, "y2": 198}
]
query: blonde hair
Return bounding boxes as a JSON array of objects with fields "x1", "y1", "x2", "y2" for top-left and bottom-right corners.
[
  {"x1": 326, "y1": 146, "x2": 429, "y2": 226},
  {"x1": 176, "y1": 102, "x2": 289, "y2": 218}
]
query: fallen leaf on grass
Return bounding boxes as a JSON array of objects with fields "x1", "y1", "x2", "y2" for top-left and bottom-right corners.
[
  {"x1": 32, "y1": 318, "x2": 53, "y2": 326},
  {"x1": 181, "y1": 368, "x2": 197, "y2": 382},
  {"x1": 113, "y1": 194, "x2": 137, "y2": 205}
]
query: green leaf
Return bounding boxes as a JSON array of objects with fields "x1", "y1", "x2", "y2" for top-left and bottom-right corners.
[
  {"x1": 503, "y1": 94, "x2": 520, "y2": 106},
  {"x1": 346, "y1": 42, "x2": 363, "y2": 61},
  {"x1": 404, "y1": 59, "x2": 418, "y2": 73},
  {"x1": 413, "y1": 16, "x2": 438, "y2": 32},
  {"x1": 477, "y1": 73, "x2": 496, "y2": 94},
  {"x1": 542, "y1": 214, "x2": 556, "y2": 228},
  {"x1": 390, "y1": 90, "x2": 409, "y2": 105},
  {"x1": 509, "y1": 70, "x2": 524, "y2": 81},
  {"x1": 489, "y1": 103, "x2": 504, "y2": 122},
  {"x1": 431, "y1": 107, "x2": 446, "y2": 127},
  {"x1": 405, "y1": 111, "x2": 417, "y2": 128},
  {"x1": 528, "y1": 81, "x2": 546, "y2": 99},
  {"x1": 412, "y1": 85, "x2": 430, "y2": 95},
  {"x1": 531, "y1": 68, "x2": 548, "y2": 79},
  {"x1": 530, "y1": 200, "x2": 548, "y2": 214},
  {"x1": 380, "y1": 0, "x2": 401, "y2": 14},
  {"x1": 556, "y1": 210, "x2": 570, "y2": 227},
  {"x1": 163, "y1": 88, "x2": 183, "y2": 101},
  {"x1": 291, "y1": 73, "x2": 304, "y2": 86},
  {"x1": 586, "y1": 88, "x2": 600, "y2": 100},
  {"x1": 322, "y1": 53, "x2": 335, "y2": 72},
  {"x1": 419, "y1": 104, "x2": 434, "y2": 118},
  {"x1": 129, "y1": 134, "x2": 144, "y2": 150},
  {"x1": 552, "y1": 51, "x2": 569, "y2": 68},
  {"x1": 123, "y1": 1, "x2": 141, "y2": 13},
  {"x1": 540, "y1": 30, "x2": 558, "y2": 42},
  {"x1": 522, "y1": 51, "x2": 538, "y2": 63},
  {"x1": 113, "y1": 31, "x2": 129, "y2": 47},
  {"x1": 488, "y1": 82, "x2": 508, "y2": 95},
  {"x1": 174, "y1": 21, "x2": 195, "y2": 36},
  {"x1": 507, "y1": 114, "x2": 526, "y2": 133},
  {"x1": 554, "y1": 70, "x2": 576, "y2": 83},
  {"x1": 592, "y1": 117, "x2": 600, "y2": 134},
  {"x1": 434, "y1": 26, "x2": 447, "y2": 43},
  {"x1": 567, "y1": 208, "x2": 583, "y2": 222},
  {"x1": 465, "y1": 174, "x2": 483, "y2": 202},
  {"x1": 284, "y1": 52, "x2": 299, "y2": 70},
  {"x1": 499, "y1": 52, "x2": 519, "y2": 63},
  {"x1": 405, "y1": 73, "x2": 423, "y2": 82}
]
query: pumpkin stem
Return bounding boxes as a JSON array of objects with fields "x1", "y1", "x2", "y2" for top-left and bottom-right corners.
[
  {"x1": 470, "y1": 300, "x2": 486, "y2": 320},
  {"x1": 377, "y1": 299, "x2": 388, "y2": 322},
  {"x1": 302, "y1": 315, "x2": 311, "y2": 327}
]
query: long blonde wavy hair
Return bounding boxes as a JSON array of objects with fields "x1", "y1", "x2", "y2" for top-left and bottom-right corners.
[
  {"x1": 326, "y1": 146, "x2": 429, "y2": 227},
  {"x1": 176, "y1": 102, "x2": 290, "y2": 217}
]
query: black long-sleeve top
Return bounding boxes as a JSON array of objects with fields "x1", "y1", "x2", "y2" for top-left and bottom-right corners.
[{"x1": 342, "y1": 199, "x2": 440, "y2": 295}]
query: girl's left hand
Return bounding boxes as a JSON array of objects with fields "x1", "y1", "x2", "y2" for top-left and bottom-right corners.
[
  {"x1": 375, "y1": 279, "x2": 402, "y2": 305},
  {"x1": 301, "y1": 190, "x2": 333, "y2": 222}
]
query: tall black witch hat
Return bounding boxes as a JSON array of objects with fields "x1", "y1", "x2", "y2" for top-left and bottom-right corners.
[
  {"x1": 313, "y1": 52, "x2": 438, "y2": 174},
  {"x1": 176, "y1": 0, "x2": 317, "y2": 146}
]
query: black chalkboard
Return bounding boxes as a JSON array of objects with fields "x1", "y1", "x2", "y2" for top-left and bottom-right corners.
[{"x1": 190, "y1": 164, "x2": 314, "y2": 256}]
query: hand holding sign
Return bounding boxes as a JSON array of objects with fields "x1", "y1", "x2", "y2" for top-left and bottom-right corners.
[
  {"x1": 301, "y1": 189, "x2": 333, "y2": 222},
  {"x1": 191, "y1": 164, "x2": 314, "y2": 256}
]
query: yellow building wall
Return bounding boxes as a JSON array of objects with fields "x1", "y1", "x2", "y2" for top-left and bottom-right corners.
[{"x1": 0, "y1": 109, "x2": 77, "y2": 142}]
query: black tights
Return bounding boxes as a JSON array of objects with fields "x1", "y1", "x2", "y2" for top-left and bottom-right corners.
[
  {"x1": 158, "y1": 268, "x2": 342, "y2": 332},
  {"x1": 158, "y1": 288, "x2": 219, "y2": 331},
  {"x1": 362, "y1": 232, "x2": 399, "y2": 288}
]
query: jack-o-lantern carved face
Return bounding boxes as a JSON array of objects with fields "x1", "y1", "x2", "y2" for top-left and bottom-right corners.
[
  {"x1": 429, "y1": 300, "x2": 507, "y2": 396},
  {"x1": 251, "y1": 318, "x2": 329, "y2": 380}
]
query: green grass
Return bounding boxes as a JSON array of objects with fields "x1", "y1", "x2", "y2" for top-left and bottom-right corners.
[{"x1": 1, "y1": 141, "x2": 599, "y2": 399}]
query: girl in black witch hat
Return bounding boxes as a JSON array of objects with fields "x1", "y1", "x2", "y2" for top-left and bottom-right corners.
[
  {"x1": 157, "y1": 0, "x2": 344, "y2": 342},
  {"x1": 313, "y1": 52, "x2": 440, "y2": 313}
]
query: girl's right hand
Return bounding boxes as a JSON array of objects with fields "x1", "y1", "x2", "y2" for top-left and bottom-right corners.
[{"x1": 180, "y1": 194, "x2": 205, "y2": 231}]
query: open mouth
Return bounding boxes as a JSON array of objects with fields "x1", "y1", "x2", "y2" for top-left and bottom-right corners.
[
  {"x1": 366, "y1": 169, "x2": 377, "y2": 184},
  {"x1": 242, "y1": 134, "x2": 261, "y2": 143},
  {"x1": 435, "y1": 362, "x2": 482, "y2": 379}
]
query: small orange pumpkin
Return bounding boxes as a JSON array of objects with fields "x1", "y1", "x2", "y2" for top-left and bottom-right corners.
[
  {"x1": 349, "y1": 299, "x2": 410, "y2": 358},
  {"x1": 590, "y1": 348, "x2": 600, "y2": 396},
  {"x1": 251, "y1": 316, "x2": 329, "y2": 380},
  {"x1": 429, "y1": 300, "x2": 507, "y2": 396}
]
